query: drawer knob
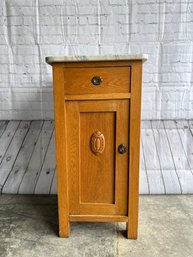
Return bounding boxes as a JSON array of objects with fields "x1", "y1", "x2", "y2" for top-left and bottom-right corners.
[
  {"x1": 118, "y1": 144, "x2": 127, "y2": 154},
  {"x1": 91, "y1": 76, "x2": 103, "y2": 86}
]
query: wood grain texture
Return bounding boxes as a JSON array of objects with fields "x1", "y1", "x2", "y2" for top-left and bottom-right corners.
[
  {"x1": 162, "y1": 170, "x2": 181, "y2": 194},
  {"x1": 63, "y1": 66, "x2": 131, "y2": 95},
  {"x1": 115, "y1": 100, "x2": 129, "y2": 216},
  {"x1": 0, "y1": 121, "x2": 20, "y2": 166},
  {"x1": 175, "y1": 120, "x2": 189, "y2": 129},
  {"x1": 80, "y1": 112, "x2": 115, "y2": 204},
  {"x1": 152, "y1": 122, "x2": 175, "y2": 170},
  {"x1": 127, "y1": 61, "x2": 142, "y2": 239},
  {"x1": 34, "y1": 130, "x2": 56, "y2": 194},
  {"x1": 1, "y1": 119, "x2": 193, "y2": 196},
  {"x1": 139, "y1": 169, "x2": 149, "y2": 194},
  {"x1": 50, "y1": 169, "x2": 57, "y2": 195},
  {"x1": 0, "y1": 121, "x2": 9, "y2": 137},
  {"x1": 2, "y1": 121, "x2": 43, "y2": 194},
  {"x1": 18, "y1": 121, "x2": 54, "y2": 194},
  {"x1": 50, "y1": 60, "x2": 143, "y2": 239},
  {"x1": 163, "y1": 120, "x2": 191, "y2": 170},
  {"x1": 176, "y1": 170, "x2": 193, "y2": 194},
  {"x1": 0, "y1": 121, "x2": 30, "y2": 192},
  {"x1": 66, "y1": 100, "x2": 129, "y2": 216},
  {"x1": 141, "y1": 129, "x2": 162, "y2": 170},
  {"x1": 69, "y1": 215, "x2": 128, "y2": 222},
  {"x1": 151, "y1": 121, "x2": 181, "y2": 194},
  {"x1": 146, "y1": 170, "x2": 165, "y2": 194},
  {"x1": 139, "y1": 140, "x2": 149, "y2": 194},
  {"x1": 163, "y1": 120, "x2": 193, "y2": 193},
  {"x1": 188, "y1": 120, "x2": 193, "y2": 130},
  {"x1": 65, "y1": 93, "x2": 131, "y2": 101},
  {"x1": 141, "y1": 120, "x2": 151, "y2": 129},
  {"x1": 151, "y1": 120, "x2": 164, "y2": 129},
  {"x1": 52, "y1": 64, "x2": 70, "y2": 237},
  {"x1": 177, "y1": 125, "x2": 193, "y2": 170}
]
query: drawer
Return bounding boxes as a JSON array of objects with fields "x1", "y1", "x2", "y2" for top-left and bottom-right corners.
[{"x1": 63, "y1": 66, "x2": 131, "y2": 95}]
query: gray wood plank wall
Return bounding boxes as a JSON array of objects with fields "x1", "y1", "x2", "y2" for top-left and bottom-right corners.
[{"x1": 0, "y1": 120, "x2": 193, "y2": 195}]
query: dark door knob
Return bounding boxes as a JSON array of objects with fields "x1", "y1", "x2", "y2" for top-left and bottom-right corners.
[
  {"x1": 91, "y1": 76, "x2": 103, "y2": 86},
  {"x1": 118, "y1": 144, "x2": 127, "y2": 154}
]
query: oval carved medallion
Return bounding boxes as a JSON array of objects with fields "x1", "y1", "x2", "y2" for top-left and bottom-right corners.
[{"x1": 90, "y1": 131, "x2": 105, "y2": 155}]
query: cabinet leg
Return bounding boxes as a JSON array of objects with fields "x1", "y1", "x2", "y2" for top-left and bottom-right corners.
[
  {"x1": 126, "y1": 222, "x2": 138, "y2": 239},
  {"x1": 59, "y1": 218, "x2": 70, "y2": 238}
]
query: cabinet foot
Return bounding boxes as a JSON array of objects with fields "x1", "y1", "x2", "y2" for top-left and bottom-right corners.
[
  {"x1": 126, "y1": 223, "x2": 138, "y2": 239},
  {"x1": 59, "y1": 223, "x2": 70, "y2": 238}
]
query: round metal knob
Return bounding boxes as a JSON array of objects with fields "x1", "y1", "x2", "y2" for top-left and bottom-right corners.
[
  {"x1": 118, "y1": 144, "x2": 127, "y2": 154},
  {"x1": 91, "y1": 76, "x2": 103, "y2": 86}
]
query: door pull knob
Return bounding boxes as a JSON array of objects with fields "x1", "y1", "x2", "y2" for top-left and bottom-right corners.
[{"x1": 118, "y1": 144, "x2": 127, "y2": 154}]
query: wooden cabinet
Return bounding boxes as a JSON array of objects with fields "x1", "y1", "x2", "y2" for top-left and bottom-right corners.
[{"x1": 46, "y1": 55, "x2": 147, "y2": 239}]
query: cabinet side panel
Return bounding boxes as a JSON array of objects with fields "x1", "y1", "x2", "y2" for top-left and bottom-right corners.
[
  {"x1": 128, "y1": 61, "x2": 143, "y2": 239},
  {"x1": 80, "y1": 112, "x2": 116, "y2": 204},
  {"x1": 53, "y1": 64, "x2": 70, "y2": 237}
]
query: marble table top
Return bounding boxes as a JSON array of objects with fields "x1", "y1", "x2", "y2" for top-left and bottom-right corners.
[{"x1": 45, "y1": 54, "x2": 148, "y2": 64}]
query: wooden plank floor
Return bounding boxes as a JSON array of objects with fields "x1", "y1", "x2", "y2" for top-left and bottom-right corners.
[{"x1": 0, "y1": 120, "x2": 193, "y2": 195}]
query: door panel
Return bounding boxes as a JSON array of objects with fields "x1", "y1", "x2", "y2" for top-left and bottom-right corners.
[
  {"x1": 66, "y1": 100, "x2": 129, "y2": 216},
  {"x1": 80, "y1": 112, "x2": 116, "y2": 204}
]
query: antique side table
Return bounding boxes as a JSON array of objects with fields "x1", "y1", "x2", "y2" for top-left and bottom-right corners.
[{"x1": 46, "y1": 54, "x2": 148, "y2": 239}]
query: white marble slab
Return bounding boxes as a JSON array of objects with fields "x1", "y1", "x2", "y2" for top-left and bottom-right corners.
[{"x1": 45, "y1": 54, "x2": 148, "y2": 64}]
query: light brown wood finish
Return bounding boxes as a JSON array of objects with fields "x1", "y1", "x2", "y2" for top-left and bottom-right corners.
[
  {"x1": 69, "y1": 215, "x2": 128, "y2": 222},
  {"x1": 63, "y1": 67, "x2": 131, "y2": 95},
  {"x1": 64, "y1": 92, "x2": 131, "y2": 101},
  {"x1": 53, "y1": 64, "x2": 69, "y2": 237},
  {"x1": 50, "y1": 60, "x2": 144, "y2": 239},
  {"x1": 66, "y1": 100, "x2": 129, "y2": 216},
  {"x1": 128, "y1": 61, "x2": 143, "y2": 239},
  {"x1": 80, "y1": 111, "x2": 115, "y2": 204}
]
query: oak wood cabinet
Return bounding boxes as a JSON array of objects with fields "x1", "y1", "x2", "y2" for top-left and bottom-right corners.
[{"x1": 46, "y1": 55, "x2": 147, "y2": 239}]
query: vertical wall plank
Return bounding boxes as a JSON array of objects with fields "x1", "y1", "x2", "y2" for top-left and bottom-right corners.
[
  {"x1": 0, "y1": 119, "x2": 192, "y2": 195},
  {"x1": 0, "y1": 121, "x2": 20, "y2": 166},
  {"x1": 18, "y1": 121, "x2": 54, "y2": 194},
  {"x1": 141, "y1": 129, "x2": 161, "y2": 170},
  {"x1": 176, "y1": 170, "x2": 193, "y2": 194},
  {"x1": 34, "y1": 130, "x2": 56, "y2": 194},
  {"x1": 152, "y1": 121, "x2": 181, "y2": 194},
  {"x1": 164, "y1": 120, "x2": 193, "y2": 194},
  {"x1": 178, "y1": 125, "x2": 193, "y2": 170},
  {"x1": 146, "y1": 170, "x2": 165, "y2": 194},
  {"x1": 139, "y1": 140, "x2": 149, "y2": 194},
  {"x1": 141, "y1": 127, "x2": 165, "y2": 194},
  {"x1": 0, "y1": 121, "x2": 30, "y2": 192},
  {"x1": 2, "y1": 121, "x2": 43, "y2": 194},
  {"x1": 0, "y1": 121, "x2": 9, "y2": 137},
  {"x1": 163, "y1": 120, "x2": 191, "y2": 170},
  {"x1": 50, "y1": 170, "x2": 57, "y2": 195}
]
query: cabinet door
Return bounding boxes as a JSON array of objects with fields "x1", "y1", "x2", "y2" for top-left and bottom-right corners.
[{"x1": 66, "y1": 100, "x2": 129, "y2": 216}]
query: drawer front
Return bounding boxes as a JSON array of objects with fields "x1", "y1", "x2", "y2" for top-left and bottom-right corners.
[{"x1": 63, "y1": 66, "x2": 131, "y2": 95}]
